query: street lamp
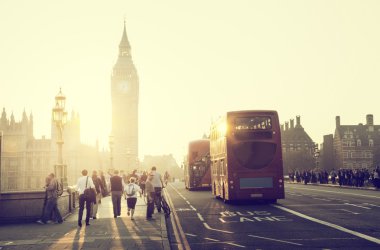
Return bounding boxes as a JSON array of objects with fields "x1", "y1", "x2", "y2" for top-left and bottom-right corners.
[
  {"x1": 109, "y1": 135, "x2": 114, "y2": 172},
  {"x1": 52, "y1": 88, "x2": 68, "y2": 187}
]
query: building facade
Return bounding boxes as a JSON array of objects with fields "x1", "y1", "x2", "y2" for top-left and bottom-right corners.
[
  {"x1": 333, "y1": 115, "x2": 379, "y2": 170},
  {"x1": 0, "y1": 108, "x2": 102, "y2": 193},
  {"x1": 111, "y1": 22, "x2": 139, "y2": 172},
  {"x1": 281, "y1": 116, "x2": 315, "y2": 173}
]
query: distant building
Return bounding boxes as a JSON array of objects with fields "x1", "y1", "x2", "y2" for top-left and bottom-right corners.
[
  {"x1": 332, "y1": 114, "x2": 379, "y2": 170},
  {"x1": 319, "y1": 134, "x2": 334, "y2": 171},
  {"x1": 141, "y1": 154, "x2": 183, "y2": 180},
  {"x1": 0, "y1": 108, "x2": 102, "y2": 192},
  {"x1": 281, "y1": 116, "x2": 315, "y2": 173}
]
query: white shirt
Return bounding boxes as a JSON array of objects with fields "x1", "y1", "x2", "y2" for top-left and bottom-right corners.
[
  {"x1": 76, "y1": 176, "x2": 95, "y2": 195},
  {"x1": 124, "y1": 183, "x2": 141, "y2": 198}
]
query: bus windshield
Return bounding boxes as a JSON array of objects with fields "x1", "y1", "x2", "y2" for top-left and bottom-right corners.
[{"x1": 234, "y1": 117, "x2": 272, "y2": 130}]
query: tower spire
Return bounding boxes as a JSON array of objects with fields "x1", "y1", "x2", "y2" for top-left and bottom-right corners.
[{"x1": 119, "y1": 20, "x2": 131, "y2": 50}]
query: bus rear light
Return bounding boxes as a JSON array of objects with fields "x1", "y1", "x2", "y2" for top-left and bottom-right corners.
[
  {"x1": 230, "y1": 180, "x2": 234, "y2": 184},
  {"x1": 279, "y1": 179, "x2": 283, "y2": 183},
  {"x1": 279, "y1": 185, "x2": 282, "y2": 188},
  {"x1": 231, "y1": 186, "x2": 234, "y2": 189}
]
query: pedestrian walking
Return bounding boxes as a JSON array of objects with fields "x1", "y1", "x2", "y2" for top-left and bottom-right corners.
[
  {"x1": 139, "y1": 171, "x2": 148, "y2": 197},
  {"x1": 99, "y1": 170, "x2": 109, "y2": 198},
  {"x1": 110, "y1": 170, "x2": 124, "y2": 218},
  {"x1": 76, "y1": 169, "x2": 95, "y2": 227},
  {"x1": 124, "y1": 177, "x2": 141, "y2": 220},
  {"x1": 91, "y1": 170, "x2": 103, "y2": 219},
  {"x1": 164, "y1": 171, "x2": 170, "y2": 186},
  {"x1": 145, "y1": 174, "x2": 155, "y2": 220},
  {"x1": 150, "y1": 166, "x2": 164, "y2": 213},
  {"x1": 37, "y1": 173, "x2": 63, "y2": 224}
]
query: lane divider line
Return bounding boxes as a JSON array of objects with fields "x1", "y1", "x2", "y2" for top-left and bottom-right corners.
[
  {"x1": 204, "y1": 237, "x2": 220, "y2": 242},
  {"x1": 344, "y1": 203, "x2": 371, "y2": 210},
  {"x1": 225, "y1": 242, "x2": 246, "y2": 248},
  {"x1": 190, "y1": 205, "x2": 197, "y2": 211},
  {"x1": 363, "y1": 203, "x2": 380, "y2": 208},
  {"x1": 203, "y1": 222, "x2": 233, "y2": 234},
  {"x1": 197, "y1": 213, "x2": 204, "y2": 222},
  {"x1": 272, "y1": 204, "x2": 380, "y2": 245},
  {"x1": 337, "y1": 209, "x2": 360, "y2": 215},
  {"x1": 185, "y1": 233, "x2": 197, "y2": 237},
  {"x1": 248, "y1": 234, "x2": 302, "y2": 246},
  {"x1": 165, "y1": 185, "x2": 191, "y2": 250}
]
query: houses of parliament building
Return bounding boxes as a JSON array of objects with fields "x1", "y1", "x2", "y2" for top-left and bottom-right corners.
[{"x1": 0, "y1": 23, "x2": 139, "y2": 192}]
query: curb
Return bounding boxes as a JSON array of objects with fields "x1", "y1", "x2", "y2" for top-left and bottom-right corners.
[{"x1": 161, "y1": 212, "x2": 171, "y2": 250}]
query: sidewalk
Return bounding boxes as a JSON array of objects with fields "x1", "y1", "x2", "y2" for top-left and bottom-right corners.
[
  {"x1": 0, "y1": 195, "x2": 170, "y2": 250},
  {"x1": 287, "y1": 181, "x2": 378, "y2": 191}
]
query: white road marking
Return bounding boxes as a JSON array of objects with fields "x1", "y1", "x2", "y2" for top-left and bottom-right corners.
[
  {"x1": 273, "y1": 204, "x2": 380, "y2": 245},
  {"x1": 344, "y1": 203, "x2": 371, "y2": 210},
  {"x1": 203, "y1": 222, "x2": 233, "y2": 234},
  {"x1": 197, "y1": 213, "x2": 205, "y2": 222},
  {"x1": 186, "y1": 200, "x2": 190, "y2": 205},
  {"x1": 190, "y1": 205, "x2": 197, "y2": 211},
  {"x1": 287, "y1": 186, "x2": 380, "y2": 199},
  {"x1": 285, "y1": 204, "x2": 344, "y2": 207},
  {"x1": 248, "y1": 235, "x2": 302, "y2": 246},
  {"x1": 312, "y1": 197, "x2": 331, "y2": 201},
  {"x1": 185, "y1": 233, "x2": 197, "y2": 237},
  {"x1": 225, "y1": 242, "x2": 246, "y2": 248},
  {"x1": 337, "y1": 209, "x2": 360, "y2": 215},
  {"x1": 363, "y1": 203, "x2": 380, "y2": 208},
  {"x1": 286, "y1": 192, "x2": 303, "y2": 196},
  {"x1": 204, "y1": 237, "x2": 219, "y2": 242},
  {"x1": 287, "y1": 237, "x2": 356, "y2": 241}
]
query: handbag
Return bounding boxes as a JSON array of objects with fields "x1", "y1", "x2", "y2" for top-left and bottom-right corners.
[{"x1": 84, "y1": 176, "x2": 97, "y2": 204}]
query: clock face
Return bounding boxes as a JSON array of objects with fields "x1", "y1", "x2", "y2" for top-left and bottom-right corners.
[{"x1": 118, "y1": 81, "x2": 129, "y2": 92}]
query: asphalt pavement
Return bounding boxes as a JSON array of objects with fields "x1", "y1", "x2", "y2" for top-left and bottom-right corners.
[{"x1": 165, "y1": 181, "x2": 380, "y2": 250}]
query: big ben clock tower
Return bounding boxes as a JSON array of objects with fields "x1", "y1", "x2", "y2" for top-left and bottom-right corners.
[{"x1": 111, "y1": 22, "x2": 139, "y2": 170}]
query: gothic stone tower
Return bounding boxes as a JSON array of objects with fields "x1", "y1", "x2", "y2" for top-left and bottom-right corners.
[{"x1": 111, "y1": 22, "x2": 139, "y2": 171}]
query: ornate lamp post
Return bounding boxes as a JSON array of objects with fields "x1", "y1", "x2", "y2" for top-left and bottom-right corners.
[
  {"x1": 52, "y1": 88, "x2": 68, "y2": 187},
  {"x1": 109, "y1": 135, "x2": 114, "y2": 172}
]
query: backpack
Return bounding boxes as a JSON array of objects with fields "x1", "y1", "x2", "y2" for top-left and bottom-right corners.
[
  {"x1": 56, "y1": 180, "x2": 64, "y2": 197},
  {"x1": 126, "y1": 184, "x2": 136, "y2": 197}
]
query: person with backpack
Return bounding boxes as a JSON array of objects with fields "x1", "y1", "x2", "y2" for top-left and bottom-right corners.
[
  {"x1": 124, "y1": 177, "x2": 141, "y2": 220},
  {"x1": 37, "y1": 173, "x2": 63, "y2": 224}
]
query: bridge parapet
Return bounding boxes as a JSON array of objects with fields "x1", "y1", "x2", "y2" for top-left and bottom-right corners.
[{"x1": 0, "y1": 187, "x2": 77, "y2": 224}]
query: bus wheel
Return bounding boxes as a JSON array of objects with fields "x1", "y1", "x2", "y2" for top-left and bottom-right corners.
[{"x1": 268, "y1": 199, "x2": 277, "y2": 204}]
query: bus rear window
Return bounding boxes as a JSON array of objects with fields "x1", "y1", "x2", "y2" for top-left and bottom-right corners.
[
  {"x1": 232, "y1": 141, "x2": 277, "y2": 169},
  {"x1": 234, "y1": 117, "x2": 272, "y2": 130}
]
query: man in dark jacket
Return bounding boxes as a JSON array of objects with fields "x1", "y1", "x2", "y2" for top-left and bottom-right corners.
[
  {"x1": 37, "y1": 173, "x2": 63, "y2": 224},
  {"x1": 110, "y1": 170, "x2": 124, "y2": 218}
]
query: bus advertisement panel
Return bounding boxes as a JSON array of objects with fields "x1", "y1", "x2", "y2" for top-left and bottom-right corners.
[
  {"x1": 184, "y1": 139, "x2": 211, "y2": 190},
  {"x1": 210, "y1": 110, "x2": 285, "y2": 202}
]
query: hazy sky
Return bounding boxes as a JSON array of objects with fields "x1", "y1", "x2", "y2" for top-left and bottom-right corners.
[{"x1": 1, "y1": 0, "x2": 380, "y2": 163}]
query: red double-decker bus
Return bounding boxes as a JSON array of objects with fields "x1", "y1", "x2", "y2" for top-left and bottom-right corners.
[
  {"x1": 210, "y1": 110, "x2": 285, "y2": 202},
  {"x1": 184, "y1": 139, "x2": 211, "y2": 190}
]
